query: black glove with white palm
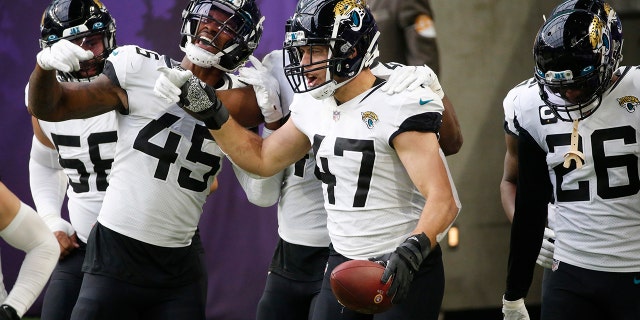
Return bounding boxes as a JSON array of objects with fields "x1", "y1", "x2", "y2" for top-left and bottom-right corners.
[
  {"x1": 154, "y1": 66, "x2": 229, "y2": 130},
  {"x1": 36, "y1": 39, "x2": 94, "y2": 73},
  {"x1": 237, "y1": 55, "x2": 283, "y2": 125},
  {"x1": 370, "y1": 232, "x2": 431, "y2": 304}
]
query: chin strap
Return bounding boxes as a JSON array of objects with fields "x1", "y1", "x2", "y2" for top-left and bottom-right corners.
[
  {"x1": 310, "y1": 31, "x2": 381, "y2": 100},
  {"x1": 563, "y1": 119, "x2": 585, "y2": 168}
]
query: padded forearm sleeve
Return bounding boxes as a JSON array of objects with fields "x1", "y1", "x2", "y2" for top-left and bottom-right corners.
[
  {"x1": 0, "y1": 202, "x2": 58, "y2": 317},
  {"x1": 29, "y1": 136, "x2": 72, "y2": 234}
]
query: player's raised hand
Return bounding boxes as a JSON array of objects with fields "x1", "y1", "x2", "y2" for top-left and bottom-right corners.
[
  {"x1": 36, "y1": 39, "x2": 94, "y2": 73},
  {"x1": 238, "y1": 55, "x2": 283, "y2": 125},
  {"x1": 154, "y1": 66, "x2": 193, "y2": 104},
  {"x1": 381, "y1": 64, "x2": 444, "y2": 99},
  {"x1": 155, "y1": 66, "x2": 229, "y2": 130}
]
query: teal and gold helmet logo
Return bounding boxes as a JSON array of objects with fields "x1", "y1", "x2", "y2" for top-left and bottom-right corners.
[
  {"x1": 617, "y1": 96, "x2": 640, "y2": 113},
  {"x1": 93, "y1": 0, "x2": 106, "y2": 9},
  {"x1": 361, "y1": 111, "x2": 378, "y2": 129},
  {"x1": 334, "y1": 0, "x2": 366, "y2": 31}
]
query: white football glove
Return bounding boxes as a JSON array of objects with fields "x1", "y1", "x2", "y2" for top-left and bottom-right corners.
[
  {"x1": 536, "y1": 227, "x2": 555, "y2": 269},
  {"x1": 154, "y1": 66, "x2": 194, "y2": 104},
  {"x1": 502, "y1": 296, "x2": 530, "y2": 320},
  {"x1": 238, "y1": 55, "x2": 283, "y2": 124},
  {"x1": 36, "y1": 39, "x2": 94, "y2": 73},
  {"x1": 380, "y1": 64, "x2": 445, "y2": 99}
]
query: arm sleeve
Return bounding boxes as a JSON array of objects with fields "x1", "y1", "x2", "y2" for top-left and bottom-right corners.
[
  {"x1": 504, "y1": 128, "x2": 552, "y2": 300},
  {"x1": 0, "y1": 202, "x2": 58, "y2": 317},
  {"x1": 28, "y1": 136, "x2": 74, "y2": 235},
  {"x1": 231, "y1": 128, "x2": 283, "y2": 207},
  {"x1": 398, "y1": 0, "x2": 440, "y2": 73}
]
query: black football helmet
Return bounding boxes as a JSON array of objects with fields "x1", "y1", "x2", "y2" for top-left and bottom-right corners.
[
  {"x1": 40, "y1": 0, "x2": 116, "y2": 82},
  {"x1": 549, "y1": 0, "x2": 623, "y2": 65},
  {"x1": 533, "y1": 9, "x2": 620, "y2": 121},
  {"x1": 180, "y1": 0, "x2": 264, "y2": 72},
  {"x1": 283, "y1": 0, "x2": 379, "y2": 99}
]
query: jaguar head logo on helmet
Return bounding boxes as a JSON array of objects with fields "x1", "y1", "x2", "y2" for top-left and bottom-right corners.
[
  {"x1": 534, "y1": 0, "x2": 623, "y2": 121},
  {"x1": 283, "y1": 0, "x2": 380, "y2": 99}
]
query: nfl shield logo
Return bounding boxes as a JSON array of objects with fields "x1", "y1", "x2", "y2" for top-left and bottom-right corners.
[{"x1": 333, "y1": 110, "x2": 341, "y2": 121}]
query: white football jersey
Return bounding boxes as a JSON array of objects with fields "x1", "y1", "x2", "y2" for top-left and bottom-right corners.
[
  {"x1": 513, "y1": 66, "x2": 640, "y2": 272},
  {"x1": 258, "y1": 50, "x2": 329, "y2": 247},
  {"x1": 290, "y1": 81, "x2": 451, "y2": 259},
  {"x1": 97, "y1": 45, "x2": 225, "y2": 247},
  {"x1": 251, "y1": 52, "x2": 447, "y2": 248},
  {"x1": 35, "y1": 115, "x2": 117, "y2": 242}
]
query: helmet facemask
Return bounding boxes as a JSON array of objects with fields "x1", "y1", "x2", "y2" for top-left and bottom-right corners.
[
  {"x1": 180, "y1": 0, "x2": 263, "y2": 72},
  {"x1": 283, "y1": 0, "x2": 379, "y2": 99},
  {"x1": 40, "y1": 0, "x2": 117, "y2": 82},
  {"x1": 534, "y1": 9, "x2": 619, "y2": 121}
]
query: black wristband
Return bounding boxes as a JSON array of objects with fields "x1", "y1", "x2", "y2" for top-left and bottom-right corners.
[
  {"x1": 409, "y1": 232, "x2": 432, "y2": 258},
  {"x1": 202, "y1": 98, "x2": 229, "y2": 130},
  {"x1": 0, "y1": 304, "x2": 19, "y2": 320}
]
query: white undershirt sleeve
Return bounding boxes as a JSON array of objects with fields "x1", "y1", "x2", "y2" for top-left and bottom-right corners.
[
  {"x1": 29, "y1": 135, "x2": 74, "y2": 235},
  {"x1": 0, "y1": 202, "x2": 58, "y2": 317}
]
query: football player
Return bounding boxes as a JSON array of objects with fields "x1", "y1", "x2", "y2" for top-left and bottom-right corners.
[
  {"x1": 156, "y1": 0, "x2": 461, "y2": 319},
  {"x1": 0, "y1": 181, "x2": 58, "y2": 320},
  {"x1": 238, "y1": 47, "x2": 461, "y2": 320},
  {"x1": 502, "y1": 2, "x2": 640, "y2": 320},
  {"x1": 26, "y1": 0, "x2": 277, "y2": 318},
  {"x1": 27, "y1": 2, "x2": 119, "y2": 319}
]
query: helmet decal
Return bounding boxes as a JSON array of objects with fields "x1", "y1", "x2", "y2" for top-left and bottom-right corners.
[
  {"x1": 283, "y1": 0, "x2": 379, "y2": 99},
  {"x1": 333, "y1": 0, "x2": 366, "y2": 31},
  {"x1": 93, "y1": 0, "x2": 105, "y2": 9},
  {"x1": 533, "y1": 3, "x2": 622, "y2": 121},
  {"x1": 40, "y1": 0, "x2": 117, "y2": 81},
  {"x1": 588, "y1": 15, "x2": 604, "y2": 50}
]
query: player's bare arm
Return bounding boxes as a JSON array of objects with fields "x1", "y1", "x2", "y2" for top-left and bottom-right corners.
[
  {"x1": 394, "y1": 130, "x2": 459, "y2": 246},
  {"x1": 217, "y1": 86, "x2": 268, "y2": 129},
  {"x1": 213, "y1": 117, "x2": 310, "y2": 177},
  {"x1": 28, "y1": 69, "x2": 126, "y2": 122},
  {"x1": 500, "y1": 133, "x2": 518, "y2": 222},
  {"x1": 439, "y1": 94, "x2": 463, "y2": 155},
  {"x1": 0, "y1": 183, "x2": 21, "y2": 230}
]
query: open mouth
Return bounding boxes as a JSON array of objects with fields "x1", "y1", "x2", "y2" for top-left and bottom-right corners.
[
  {"x1": 305, "y1": 74, "x2": 319, "y2": 88},
  {"x1": 196, "y1": 34, "x2": 216, "y2": 49}
]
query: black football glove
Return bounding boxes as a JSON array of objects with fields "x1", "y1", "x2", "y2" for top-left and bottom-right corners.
[
  {"x1": 177, "y1": 75, "x2": 229, "y2": 130},
  {"x1": 0, "y1": 304, "x2": 19, "y2": 320},
  {"x1": 378, "y1": 232, "x2": 431, "y2": 304},
  {"x1": 154, "y1": 66, "x2": 229, "y2": 130}
]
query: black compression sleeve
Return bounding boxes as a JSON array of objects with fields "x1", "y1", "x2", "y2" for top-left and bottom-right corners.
[{"x1": 504, "y1": 128, "x2": 552, "y2": 300}]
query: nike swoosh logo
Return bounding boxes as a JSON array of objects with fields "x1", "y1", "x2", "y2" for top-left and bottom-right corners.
[
  {"x1": 634, "y1": 277, "x2": 640, "y2": 285},
  {"x1": 419, "y1": 98, "x2": 433, "y2": 105}
]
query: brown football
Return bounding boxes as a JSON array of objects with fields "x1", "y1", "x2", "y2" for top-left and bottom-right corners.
[{"x1": 330, "y1": 259, "x2": 393, "y2": 314}]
